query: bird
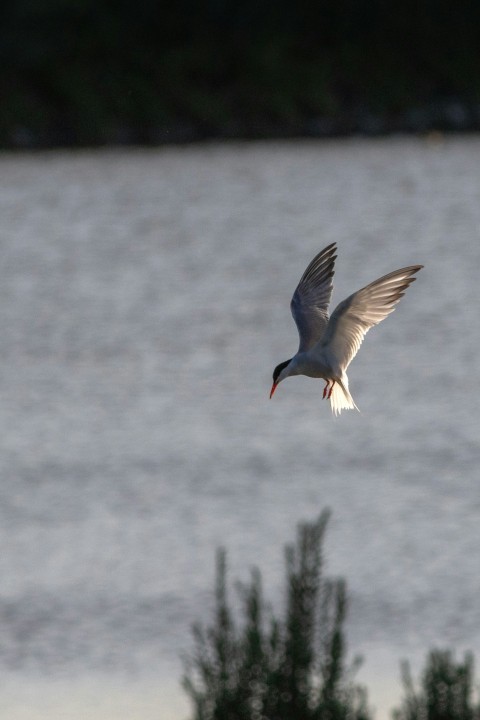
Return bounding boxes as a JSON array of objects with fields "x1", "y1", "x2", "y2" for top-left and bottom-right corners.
[{"x1": 269, "y1": 243, "x2": 423, "y2": 415}]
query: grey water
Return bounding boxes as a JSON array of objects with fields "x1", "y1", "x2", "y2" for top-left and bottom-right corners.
[{"x1": 0, "y1": 137, "x2": 479, "y2": 719}]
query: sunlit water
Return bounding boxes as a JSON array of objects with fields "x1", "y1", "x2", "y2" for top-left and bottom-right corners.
[{"x1": 0, "y1": 137, "x2": 479, "y2": 719}]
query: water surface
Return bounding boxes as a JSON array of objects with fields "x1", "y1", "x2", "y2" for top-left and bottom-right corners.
[{"x1": 0, "y1": 137, "x2": 479, "y2": 718}]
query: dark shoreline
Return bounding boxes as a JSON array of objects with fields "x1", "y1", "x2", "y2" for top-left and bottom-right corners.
[{"x1": 5, "y1": 97, "x2": 480, "y2": 151}]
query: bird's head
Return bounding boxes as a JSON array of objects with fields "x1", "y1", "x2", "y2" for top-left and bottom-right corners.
[{"x1": 269, "y1": 359, "x2": 293, "y2": 398}]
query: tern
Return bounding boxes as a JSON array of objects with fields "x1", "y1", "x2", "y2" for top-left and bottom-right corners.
[{"x1": 270, "y1": 243, "x2": 423, "y2": 415}]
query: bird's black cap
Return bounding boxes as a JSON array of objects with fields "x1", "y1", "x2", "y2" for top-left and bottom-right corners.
[{"x1": 272, "y1": 359, "x2": 291, "y2": 384}]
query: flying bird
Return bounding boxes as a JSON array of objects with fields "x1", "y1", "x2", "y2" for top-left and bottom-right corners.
[{"x1": 270, "y1": 243, "x2": 423, "y2": 415}]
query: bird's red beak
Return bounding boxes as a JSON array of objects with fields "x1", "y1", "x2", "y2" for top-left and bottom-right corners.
[{"x1": 269, "y1": 382, "x2": 278, "y2": 399}]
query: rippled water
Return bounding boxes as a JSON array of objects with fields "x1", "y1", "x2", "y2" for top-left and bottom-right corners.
[{"x1": 0, "y1": 137, "x2": 479, "y2": 718}]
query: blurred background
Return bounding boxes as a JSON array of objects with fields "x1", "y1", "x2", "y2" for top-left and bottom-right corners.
[
  {"x1": 1, "y1": 2, "x2": 480, "y2": 720},
  {"x1": 2, "y1": 0, "x2": 480, "y2": 147}
]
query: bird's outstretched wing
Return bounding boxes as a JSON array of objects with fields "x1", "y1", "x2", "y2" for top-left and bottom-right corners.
[
  {"x1": 319, "y1": 265, "x2": 423, "y2": 371},
  {"x1": 290, "y1": 243, "x2": 337, "y2": 352}
]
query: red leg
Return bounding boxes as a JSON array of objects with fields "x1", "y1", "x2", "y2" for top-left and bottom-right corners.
[
  {"x1": 327, "y1": 380, "x2": 336, "y2": 399},
  {"x1": 322, "y1": 381, "x2": 330, "y2": 399}
]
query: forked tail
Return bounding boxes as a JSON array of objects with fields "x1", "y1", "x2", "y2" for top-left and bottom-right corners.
[{"x1": 329, "y1": 375, "x2": 359, "y2": 417}]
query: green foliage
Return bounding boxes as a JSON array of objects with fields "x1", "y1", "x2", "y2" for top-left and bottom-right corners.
[
  {"x1": 183, "y1": 510, "x2": 371, "y2": 720},
  {"x1": 2, "y1": 0, "x2": 480, "y2": 144},
  {"x1": 393, "y1": 650, "x2": 480, "y2": 720}
]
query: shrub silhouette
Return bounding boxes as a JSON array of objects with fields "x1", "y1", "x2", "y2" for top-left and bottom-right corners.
[
  {"x1": 393, "y1": 650, "x2": 480, "y2": 720},
  {"x1": 182, "y1": 510, "x2": 371, "y2": 720}
]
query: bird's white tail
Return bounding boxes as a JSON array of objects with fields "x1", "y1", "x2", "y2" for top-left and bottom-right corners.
[{"x1": 329, "y1": 375, "x2": 359, "y2": 416}]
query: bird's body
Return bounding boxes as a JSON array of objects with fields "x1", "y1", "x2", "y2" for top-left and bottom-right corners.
[{"x1": 270, "y1": 243, "x2": 423, "y2": 415}]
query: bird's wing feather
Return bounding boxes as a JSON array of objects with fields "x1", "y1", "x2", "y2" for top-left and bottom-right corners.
[
  {"x1": 290, "y1": 243, "x2": 337, "y2": 352},
  {"x1": 319, "y1": 265, "x2": 423, "y2": 371}
]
